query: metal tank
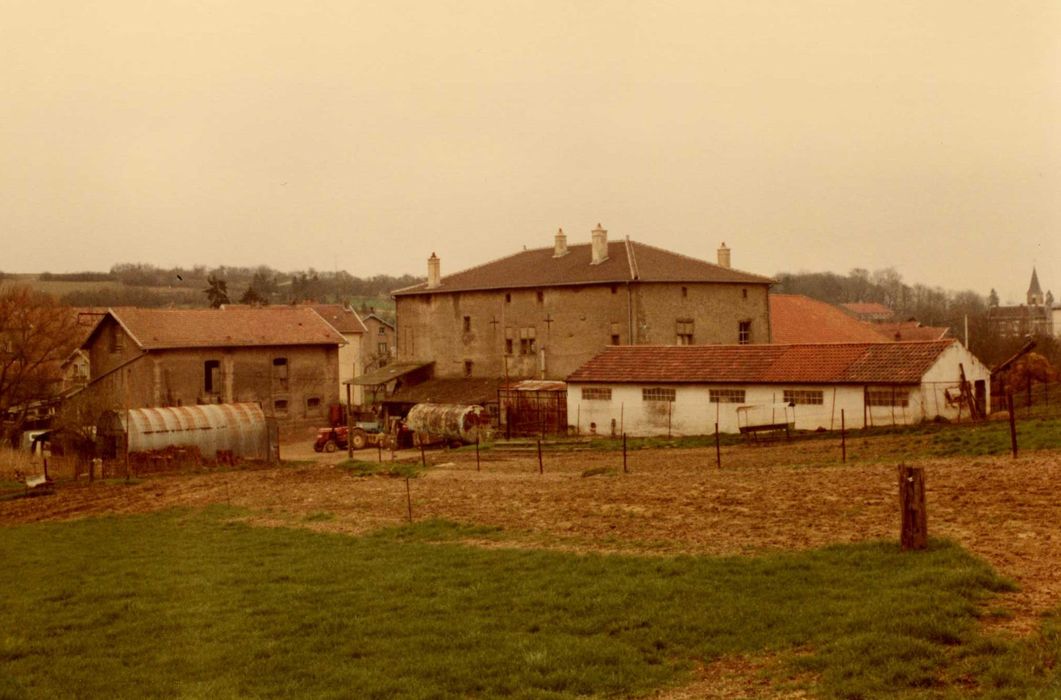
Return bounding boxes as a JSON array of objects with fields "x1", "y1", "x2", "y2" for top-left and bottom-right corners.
[
  {"x1": 97, "y1": 403, "x2": 269, "y2": 461},
  {"x1": 404, "y1": 403, "x2": 492, "y2": 445}
]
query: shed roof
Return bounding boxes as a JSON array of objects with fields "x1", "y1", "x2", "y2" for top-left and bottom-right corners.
[
  {"x1": 770, "y1": 295, "x2": 885, "y2": 344},
  {"x1": 868, "y1": 321, "x2": 950, "y2": 342},
  {"x1": 393, "y1": 239, "x2": 772, "y2": 295},
  {"x1": 566, "y1": 340, "x2": 957, "y2": 386},
  {"x1": 383, "y1": 377, "x2": 503, "y2": 405},
  {"x1": 85, "y1": 307, "x2": 345, "y2": 350}
]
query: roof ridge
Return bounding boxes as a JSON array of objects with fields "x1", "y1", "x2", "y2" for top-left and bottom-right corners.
[{"x1": 624, "y1": 236, "x2": 639, "y2": 281}]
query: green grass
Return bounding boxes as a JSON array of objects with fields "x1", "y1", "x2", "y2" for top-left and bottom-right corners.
[
  {"x1": 1, "y1": 509, "x2": 1059, "y2": 699},
  {"x1": 924, "y1": 415, "x2": 1061, "y2": 457},
  {"x1": 338, "y1": 458, "x2": 423, "y2": 479}
]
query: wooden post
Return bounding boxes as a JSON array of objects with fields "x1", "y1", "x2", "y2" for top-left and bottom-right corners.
[
  {"x1": 475, "y1": 435, "x2": 481, "y2": 472},
  {"x1": 714, "y1": 422, "x2": 721, "y2": 469},
  {"x1": 622, "y1": 433, "x2": 628, "y2": 474},
  {"x1": 898, "y1": 464, "x2": 927, "y2": 550},
  {"x1": 347, "y1": 385, "x2": 354, "y2": 459},
  {"x1": 405, "y1": 477, "x2": 413, "y2": 522},
  {"x1": 667, "y1": 402, "x2": 672, "y2": 438},
  {"x1": 1007, "y1": 394, "x2": 1018, "y2": 458},
  {"x1": 377, "y1": 439, "x2": 383, "y2": 463},
  {"x1": 537, "y1": 439, "x2": 543, "y2": 475},
  {"x1": 419, "y1": 442, "x2": 426, "y2": 468},
  {"x1": 841, "y1": 409, "x2": 846, "y2": 463}
]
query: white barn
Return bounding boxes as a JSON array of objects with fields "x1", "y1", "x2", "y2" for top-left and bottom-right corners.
[{"x1": 566, "y1": 340, "x2": 990, "y2": 436}]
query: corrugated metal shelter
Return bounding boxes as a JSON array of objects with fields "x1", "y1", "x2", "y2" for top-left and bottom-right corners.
[{"x1": 97, "y1": 403, "x2": 273, "y2": 462}]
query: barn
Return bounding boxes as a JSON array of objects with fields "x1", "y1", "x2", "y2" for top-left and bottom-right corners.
[{"x1": 566, "y1": 340, "x2": 990, "y2": 436}]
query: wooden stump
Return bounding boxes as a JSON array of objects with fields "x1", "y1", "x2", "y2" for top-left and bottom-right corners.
[{"x1": 898, "y1": 464, "x2": 927, "y2": 550}]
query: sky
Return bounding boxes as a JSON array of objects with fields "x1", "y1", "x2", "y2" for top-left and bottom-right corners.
[{"x1": 2, "y1": 1, "x2": 1059, "y2": 304}]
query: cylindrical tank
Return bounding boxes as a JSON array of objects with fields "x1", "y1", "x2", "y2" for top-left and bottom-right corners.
[
  {"x1": 97, "y1": 403, "x2": 268, "y2": 460},
  {"x1": 404, "y1": 403, "x2": 492, "y2": 444}
]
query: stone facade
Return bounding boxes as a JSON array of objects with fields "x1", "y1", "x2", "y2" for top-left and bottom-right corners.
[{"x1": 361, "y1": 314, "x2": 396, "y2": 370}]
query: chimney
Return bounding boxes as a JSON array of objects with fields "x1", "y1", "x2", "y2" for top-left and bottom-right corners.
[
  {"x1": 717, "y1": 242, "x2": 731, "y2": 269},
  {"x1": 553, "y1": 228, "x2": 568, "y2": 258},
  {"x1": 427, "y1": 252, "x2": 441, "y2": 289},
  {"x1": 591, "y1": 223, "x2": 608, "y2": 265}
]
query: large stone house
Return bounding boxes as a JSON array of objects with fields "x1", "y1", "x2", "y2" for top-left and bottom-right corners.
[
  {"x1": 65, "y1": 307, "x2": 344, "y2": 429},
  {"x1": 988, "y1": 269, "x2": 1054, "y2": 339},
  {"x1": 392, "y1": 225, "x2": 774, "y2": 382}
]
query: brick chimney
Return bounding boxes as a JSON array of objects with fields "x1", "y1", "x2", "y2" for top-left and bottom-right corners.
[
  {"x1": 427, "y1": 252, "x2": 441, "y2": 289},
  {"x1": 591, "y1": 223, "x2": 608, "y2": 265},
  {"x1": 717, "y1": 242, "x2": 731, "y2": 269},
  {"x1": 553, "y1": 228, "x2": 568, "y2": 258}
]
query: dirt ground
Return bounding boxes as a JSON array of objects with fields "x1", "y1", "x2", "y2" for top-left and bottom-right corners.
[{"x1": 3, "y1": 437, "x2": 1059, "y2": 697}]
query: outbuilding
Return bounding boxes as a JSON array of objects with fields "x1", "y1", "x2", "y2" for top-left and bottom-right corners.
[{"x1": 566, "y1": 340, "x2": 990, "y2": 436}]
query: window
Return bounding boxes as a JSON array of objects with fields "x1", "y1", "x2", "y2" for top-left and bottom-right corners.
[
  {"x1": 463, "y1": 316, "x2": 471, "y2": 332},
  {"x1": 784, "y1": 389, "x2": 823, "y2": 405},
  {"x1": 273, "y1": 398, "x2": 288, "y2": 413},
  {"x1": 378, "y1": 325, "x2": 386, "y2": 336},
  {"x1": 681, "y1": 286, "x2": 688, "y2": 298},
  {"x1": 710, "y1": 388, "x2": 745, "y2": 403},
  {"x1": 272, "y1": 357, "x2": 289, "y2": 390},
  {"x1": 378, "y1": 341, "x2": 388, "y2": 355},
  {"x1": 504, "y1": 327, "x2": 514, "y2": 355},
  {"x1": 676, "y1": 319, "x2": 694, "y2": 345},
  {"x1": 738, "y1": 320, "x2": 751, "y2": 345},
  {"x1": 519, "y1": 327, "x2": 536, "y2": 355},
  {"x1": 536, "y1": 290, "x2": 544, "y2": 303},
  {"x1": 742, "y1": 288, "x2": 748, "y2": 299},
  {"x1": 306, "y1": 396, "x2": 322, "y2": 413},
  {"x1": 581, "y1": 387, "x2": 612, "y2": 401},
  {"x1": 464, "y1": 360, "x2": 473, "y2": 377},
  {"x1": 505, "y1": 292, "x2": 512, "y2": 303},
  {"x1": 109, "y1": 325, "x2": 124, "y2": 353},
  {"x1": 866, "y1": 387, "x2": 910, "y2": 407},
  {"x1": 610, "y1": 322, "x2": 621, "y2": 346},
  {"x1": 204, "y1": 360, "x2": 221, "y2": 394},
  {"x1": 642, "y1": 387, "x2": 676, "y2": 402}
]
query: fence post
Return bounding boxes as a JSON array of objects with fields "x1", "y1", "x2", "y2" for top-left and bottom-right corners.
[
  {"x1": 537, "y1": 439, "x2": 543, "y2": 475},
  {"x1": 714, "y1": 422, "x2": 721, "y2": 469},
  {"x1": 622, "y1": 433, "x2": 628, "y2": 474},
  {"x1": 377, "y1": 439, "x2": 383, "y2": 463},
  {"x1": 898, "y1": 464, "x2": 927, "y2": 550},
  {"x1": 841, "y1": 409, "x2": 846, "y2": 463},
  {"x1": 475, "y1": 435, "x2": 481, "y2": 472},
  {"x1": 1007, "y1": 394, "x2": 1018, "y2": 458},
  {"x1": 420, "y1": 442, "x2": 427, "y2": 468},
  {"x1": 405, "y1": 477, "x2": 413, "y2": 522}
]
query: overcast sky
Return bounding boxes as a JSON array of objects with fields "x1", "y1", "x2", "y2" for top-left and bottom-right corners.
[{"x1": 3, "y1": 1, "x2": 1058, "y2": 304}]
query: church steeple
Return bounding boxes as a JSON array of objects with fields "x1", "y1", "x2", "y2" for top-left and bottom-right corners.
[{"x1": 1028, "y1": 268, "x2": 1044, "y2": 305}]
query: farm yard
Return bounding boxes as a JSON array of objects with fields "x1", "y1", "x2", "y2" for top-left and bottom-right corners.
[{"x1": 2, "y1": 420, "x2": 1060, "y2": 698}]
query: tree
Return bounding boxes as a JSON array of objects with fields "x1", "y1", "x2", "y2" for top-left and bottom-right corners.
[
  {"x1": 239, "y1": 286, "x2": 267, "y2": 306},
  {"x1": 203, "y1": 274, "x2": 230, "y2": 308},
  {"x1": 988, "y1": 288, "x2": 999, "y2": 307},
  {"x1": 0, "y1": 287, "x2": 78, "y2": 444}
]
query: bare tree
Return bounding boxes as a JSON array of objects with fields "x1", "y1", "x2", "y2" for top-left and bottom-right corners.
[{"x1": 0, "y1": 287, "x2": 79, "y2": 444}]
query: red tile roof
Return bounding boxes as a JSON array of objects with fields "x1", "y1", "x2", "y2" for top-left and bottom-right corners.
[
  {"x1": 310, "y1": 304, "x2": 368, "y2": 334},
  {"x1": 566, "y1": 340, "x2": 957, "y2": 385},
  {"x1": 770, "y1": 295, "x2": 886, "y2": 344},
  {"x1": 868, "y1": 321, "x2": 950, "y2": 342},
  {"x1": 86, "y1": 307, "x2": 345, "y2": 350},
  {"x1": 393, "y1": 239, "x2": 772, "y2": 295}
]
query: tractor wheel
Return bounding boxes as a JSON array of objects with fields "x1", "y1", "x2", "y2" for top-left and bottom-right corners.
[
  {"x1": 323, "y1": 440, "x2": 337, "y2": 453},
  {"x1": 350, "y1": 429, "x2": 368, "y2": 450}
]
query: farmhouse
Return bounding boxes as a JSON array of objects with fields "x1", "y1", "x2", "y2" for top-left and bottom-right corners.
[
  {"x1": 566, "y1": 339, "x2": 990, "y2": 436},
  {"x1": 309, "y1": 304, "x2": 367, "y2": 406},
  {"x1": 393, "y1": 225, "x2": 774, "y2": 381},
  {"x1": 64, "y1": 307, "x2": 344, "y2": 430}
]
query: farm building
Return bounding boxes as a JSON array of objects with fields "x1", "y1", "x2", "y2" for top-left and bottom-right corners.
[
  {"x1": 566, "y1": 339, "x2": 990, "y2": 436},
  {"x1": 64, "y1": 307, "x2": 344, "y2": 431},
  {"x1": 392, "y1": 225, "x2": 774, "y2": 381},
  {"x1": 309, "y1": 304, "x2": 368, "y2": 406}
]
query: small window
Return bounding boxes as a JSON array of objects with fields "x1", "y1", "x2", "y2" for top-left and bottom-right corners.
[
  {"x1": 581, "y1": 387, "x2": 612, "y2": 401},
  {"x1": 505, "y1": 293, "x2": 512, "y2": 303},
  {"x1": 504, "y1": 327, "x2": 514, "y2": 355},
  {"x1": 709, "y1": 388, "x2": 745, "y2": 403},
  {"x1": 109, "y1": 325, "x2": 124, "y2": 353},
  {"x1": 866, "y1": 388, "x2": 910, "y2": 407},
  {"x1": 681, "y1": 286, "x2": 688, "y2": 298},
  {"x1": 536, "y1": 290, "x2": 544, "y2": 303},
  {"x1": 273, "y1": 398, "x2": 288, "y2": 412},
  {"x1": 378, "y1": 326, "x2": 386, "y2": 336},
  {"x1": 272, "y1": 357, "x2": 289, "y2": 390},
  {"x1": 676, "y1": 319, "x2": 694, "y2": 345},
  {"x1": 742, "y1": 288, "x2": 748, "y2": 299},
  {"x1": 519, "y1": 327, "x2": 536, "y2": 355},
  {"x1": 306, "y1": 396, "x2": 322, "y2": 413},
  {"x1": 464, "y1": 360, "x2": 473, "y2": 376},
  {"x1": 783, "y1": 389, "x2": 823, "y2": 406},
  {"x1": 610, "y1": 322, "x2": 621, "y2": 346},
  {"x1": 463, "y1": 316, "x2": 471, "y2": 332},
  {"x1": 738, "y1": 321, "x2": 751, "y2": 345},
  {"x1": 204, "y1": 360, "x2": 221, "y2": 394},
  {"x1": 642, "y1": 387, "x2": 676, "y2": 402},
  {"x1": 378, "y1": 341, "x2": 388, "y2": 355}
]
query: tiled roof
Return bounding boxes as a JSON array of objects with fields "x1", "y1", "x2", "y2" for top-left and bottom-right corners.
[
  {"x1": 310, "y1": 304, "x2": 368, "y2": 334},
  {"x1": 868, "y1": 322, "x2": 950, "y2": 342},
  {"x1": 566, "y1": 340, "x2": 957, "y2": 385},
  {"x1": 393, "y1": 239, "x2": 773, "y2": 295},
  {"x1": 770, "y1": 295, "x2": 885, "y2": 344},
  {"x1": 87, "y1": 307, "x2": 345, "y2": 350},
  {"x1": 841, "y1": 302, "x2": 894, "y2": 317},
  {"x1": 384, "y1": 377, "x2": 503, "y2": 405}
]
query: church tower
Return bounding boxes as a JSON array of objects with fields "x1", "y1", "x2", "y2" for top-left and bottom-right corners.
[{"x1": 1027, "y1": 268, "x2": 1044, "y2": 306}]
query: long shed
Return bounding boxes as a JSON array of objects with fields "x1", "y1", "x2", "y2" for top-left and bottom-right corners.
[{"x1": 565, "y1": 340, "x2": 990, "y2": 436}]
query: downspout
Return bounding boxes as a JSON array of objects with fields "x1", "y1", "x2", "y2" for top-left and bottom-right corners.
[{"x1": 624, "y1": 237, "x2": 640, "y2": 344}]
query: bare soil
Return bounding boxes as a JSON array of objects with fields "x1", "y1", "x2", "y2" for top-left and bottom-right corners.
[{"x1": 3, "y1": 438, "x2": 1058, "y2": 697}]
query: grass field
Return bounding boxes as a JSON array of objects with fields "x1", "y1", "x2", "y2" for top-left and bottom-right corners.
[{"x1": 1, "y1": 508, "x2": 1060, "y2": 699}]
